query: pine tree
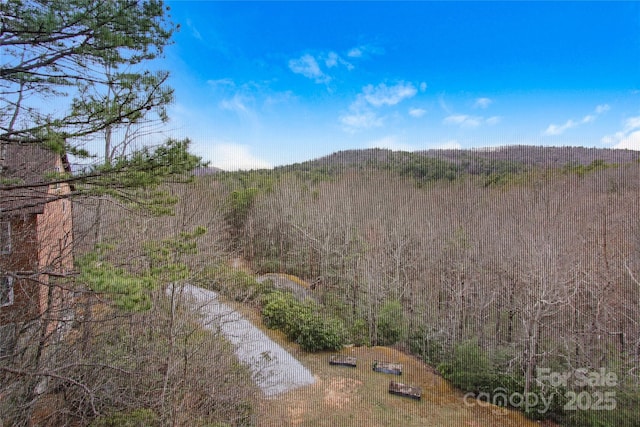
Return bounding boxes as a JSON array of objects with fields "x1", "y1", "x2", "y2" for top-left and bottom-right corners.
[{"x1": 0, "y1": 0, "x2": 201, "y2": 212}]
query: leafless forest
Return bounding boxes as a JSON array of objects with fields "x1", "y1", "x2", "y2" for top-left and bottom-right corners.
[
  {"x1": 70, "y1": 150, "x2": 640, "y2": 425},
  {"x1": 5, "y1": 148, "x2": 638, "y2": 426},
  {"x1": 88, "y1": 147, "x2": 640, "y2": 425},
  {"x1": 241, "y1": 161, "x2": 640, "y2": 368},
  {"x1": 193, "y1": 149, "x2": 640, "y2": 425}
]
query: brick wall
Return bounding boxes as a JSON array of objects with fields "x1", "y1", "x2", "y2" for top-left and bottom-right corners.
[{"x1": 0, "y1": 155, "x2": 74, "y2": 325}]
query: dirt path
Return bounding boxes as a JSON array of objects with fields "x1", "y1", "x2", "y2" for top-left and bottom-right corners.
[{"x1": 174, "y1": 284, "x2": 316, "y2": 396}]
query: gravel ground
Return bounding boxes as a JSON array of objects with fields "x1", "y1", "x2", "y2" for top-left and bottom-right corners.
[{"x1": 172, "y1": 284, "x2": 316, "y2": 396}]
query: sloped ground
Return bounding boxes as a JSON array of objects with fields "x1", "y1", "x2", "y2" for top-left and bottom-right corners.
[
  {"x1": 242, "y1": 274, "x2": 549, "y2": 426},
  {"x1": 256, "y1": 273, "x2": 317, "y2": 302},
  {"x1": 173, "y1": 284, "x2": 316, "y2": 396},
  {"x1": 258, "y1": 346, "x2": 549, "y2": 427},
  {"x1": 175, "y1": 278, "x2": 554, "y2": 426}
]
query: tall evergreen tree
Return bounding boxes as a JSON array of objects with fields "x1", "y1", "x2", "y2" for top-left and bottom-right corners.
[{"x1": 0, "y1": 0, "x2": 201, "y2": 211}]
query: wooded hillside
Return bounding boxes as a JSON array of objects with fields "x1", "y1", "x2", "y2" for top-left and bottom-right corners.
[{"x1": 207, "y1": 149, "x2": 640, "y2": 426}]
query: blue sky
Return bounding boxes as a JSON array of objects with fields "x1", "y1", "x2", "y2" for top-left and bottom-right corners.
[{"x1": 160, "y1": 1, "x2": 640, "y2": 170}]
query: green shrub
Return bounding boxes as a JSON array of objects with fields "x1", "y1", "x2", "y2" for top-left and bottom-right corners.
[
  {"x1": 253, "y1": 258, "x2": 281, "y2": 274},
  {"x1": 77, "y1": 253, "x2": 155, "y2": 312},
  {"x1": 437, "y1": 340, "x2": 569, "y2": 421},
  {"x1": 348, "y1": 317, "x2": 370, "y2": 347},
  {"x1": 261, "y1": 291, "x2": 346, "y2": 352},
  {"x1": 563, "y1": 387, "x2": 640, "y2": 427},
  {"x1": 376, "y1": 299, "x2": 406, "y2": 345},
  {"x1": 198, "y1": 264, "x2": 274, "y2": 304},
  {"x1": 408, "y1": 325, "x2": 446, "y2": 365},
  {"x1": 262, "y1": 291, "x2": 308, "y2": 332},
  {"x1": 90, "y1": 409, "x2": 159, "y2": 427},
  {"x1": 437, "y1": 339, "x2": 520, "y2": 394},
  {"x1": 296, "y1": 313, "x2": 346, "y2": 352}
]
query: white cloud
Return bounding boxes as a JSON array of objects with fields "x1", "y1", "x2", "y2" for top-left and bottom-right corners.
[
  {"x1": 474, "y1": 97, "x2": 493, "y2": 109},
  {"x1": 210, "y1": 79, "x2": 295, "y2": 118},
  {"x1": 543, "y1": 119, "x2": 577, "y2": 136},
  {"x1": 325, "y1": 51, "x2": 339, "y2": 68},
  {"x1": 409, "y1": 108, "x2": 427, "y2": 118},
  {"x1": 186, "y1": 18, "x2": 202, "y2": 40},
  {"x1": 435, "y1": 140, "x2": 462, "y2": 150},
  {"x1": 162, "y1": 103, "x2": 271, "y2": 170},
  {"x1": 197, "y1": 143, "x2": 271, "y2": 171},
  {"x1": 347, "y1": 47, "x2": 363, "y2": 58},
  {"x1": 601, "y1": 134, "x2": 621, "y2": 145},
  {"x1": 340, "y1": 81, "x2": 418, "y2": 133},
  {"x1": 219, "y1": 94, "x2": 252, "y2": 115},
  {"x1": 339, "y1": 110, "x2": 383, "y2": 132},
  {"x1": 347, "y1": 44, "x2": 384, "y2": 58},
  {"x1": 443, "y1": 114, "x2": 482, "y2": 128},
  {"x1": 486, "y1": 116, "x2": 502, "y2": 125},
  {"x1": 362, "y1": 82, "x2": 417, "y2": 107},
  {"x1": 263, "y1": 90, "x2": 296, "y2": 108},
  {"x1": 543, "y1": 104, "x2": 610, "y2": 136},
  {"x1": 208, "y1": 78, "x2": 236, "y2": 89},
  {"x1": 438, "y1": 96, "x2": 452, "y2": 115},
  {"x1": 288, "y1": 54, "x2": 330, "y2": 84},
  {"x1": 419, "y1": 82, "x2": 428, "y2": 92},
  {"x1": 324, "y1": 51, "x2": 353, "y2": 70},
  {"x1": 443, "y1": 114, "x2": 501, "y2": 127},
  {"x1": 367, "y1": 135, "x2": 414, "y2": 151},
  {"x1": 289, "y1": 50, "x2": 358, "y2": 83},
  {"x1": 602, "y1": 116, "x2": 640, "y2": 150},
  {"x1": 440, "y1": 96, "x2": 501, "y2": 128},
  {"x1": 624, "y1": 116, "x2": 640, "y2": 130},
  {"x1": 613, "y1": 131, "x2": 640, "y2": 150}
]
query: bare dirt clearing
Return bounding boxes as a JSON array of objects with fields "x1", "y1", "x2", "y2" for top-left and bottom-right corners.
[{"x1": 257, "y1": 346, "x2": 548, "y2": 427}]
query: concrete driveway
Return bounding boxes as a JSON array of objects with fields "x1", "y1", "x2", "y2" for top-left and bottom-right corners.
[{"x1": 171, "y1": 284, "x2": 316, "y2": 396}]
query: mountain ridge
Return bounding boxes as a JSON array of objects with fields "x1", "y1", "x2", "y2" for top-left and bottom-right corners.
[{"x1": 285, "y1": 145, "x2": 640, "y2": 171}]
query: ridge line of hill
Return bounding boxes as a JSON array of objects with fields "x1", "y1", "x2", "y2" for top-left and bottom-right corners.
[{"x1": 281, "y1": 145, "x2": 639, "y2": 171}]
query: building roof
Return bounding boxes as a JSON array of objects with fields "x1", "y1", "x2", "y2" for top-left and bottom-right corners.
[{"x1": 0, "y1": 143, "x2": 67, "y2": 216}]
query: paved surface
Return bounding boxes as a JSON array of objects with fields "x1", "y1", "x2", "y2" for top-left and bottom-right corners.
[{"x1": 172, "y1": 284, "x2": 316, "y2": 396}]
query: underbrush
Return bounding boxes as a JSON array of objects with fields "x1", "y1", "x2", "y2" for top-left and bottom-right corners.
[
  {"x1": 197, "y1": 264, "x2": 275, "y2": 305},
  {"x1": 261, "y1": 291, "x2": 346, "y2": 352},
  {"x1": 0, "y1": 291, "x2": 259, "y2": 427},
  {"x1": 415, "y1": 338, "x2": 640, "y2": 427},
  {"x1": 81, "y1": 294, "x2": 259, "y2": 426},
  {"x1": 199, "y1": 264, "x2": 346, "y2": 352}
]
